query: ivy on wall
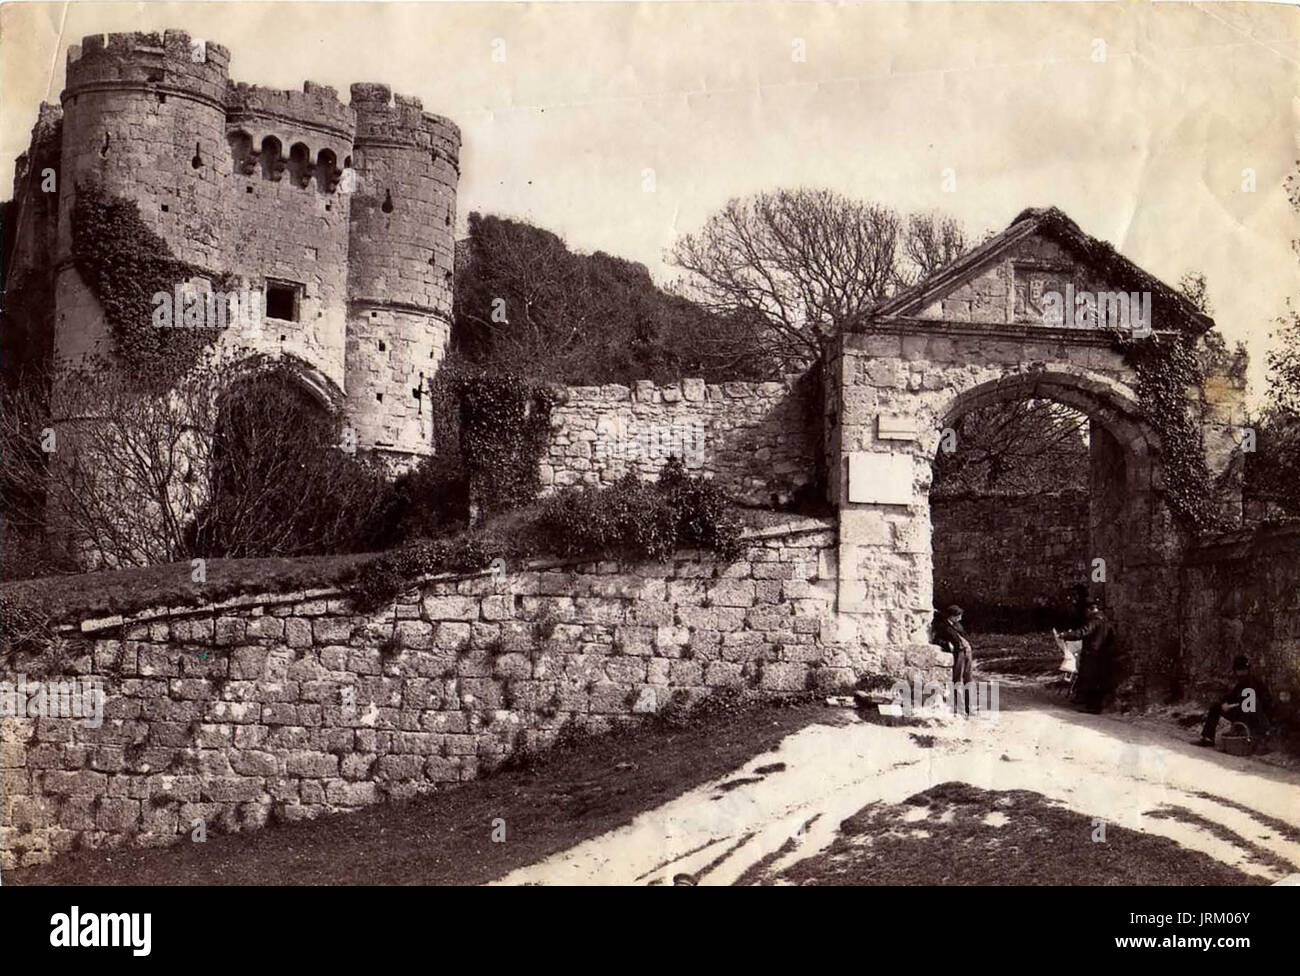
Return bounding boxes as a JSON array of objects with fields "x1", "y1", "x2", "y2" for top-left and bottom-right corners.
[
  {"x1": 1020, "y1": 211, "x2": 1224, "y2": 536},
  {"x1": 71, "y1": 181, "x2": 232, "y2": 384},
  {"x1": 457, "y1": 372, "x2": 557, "y2": 516},
  {"x1": 1113, "y1": 330, "x2": 1222, "y2": 534}
]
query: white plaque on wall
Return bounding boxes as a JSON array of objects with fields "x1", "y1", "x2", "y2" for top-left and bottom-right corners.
[
  {"x1": 877, "y1": 414, "x2": 918, "y2": 440},
  {"x1": 847, "y1": 452, "x2": 914, "y2": 505}
]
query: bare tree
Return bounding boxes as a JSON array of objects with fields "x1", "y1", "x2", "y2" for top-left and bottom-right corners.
[
  {"x1": 933, "y1": 399, "x2": 1090, "y2": 495},
  {"x1": 1, "y1": 359, "x2": 392, "y2": 572},
  {"x1": 194, "y1": 365, "x2": 392, "y2": 558},
  {"x1": 669, "y1": 189, "x2": 972, "y2": 370},
  {"x1": 2, "y1": 361, "x2": 220, "y2": 569},
  {"x1": 899, "y1": 211, "x2": 970, "y2": 287}
]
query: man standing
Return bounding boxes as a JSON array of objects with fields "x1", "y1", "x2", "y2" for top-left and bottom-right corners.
[
  {"x1": 934, "y1": 604, "x2": 974, "y2": 716},
  {"x1": 1195, "y1": 655, "x2": 1269, "y2": 747},
  {"x1": 1059, "y1": 600, "x2": 1113, "y2": 713}
]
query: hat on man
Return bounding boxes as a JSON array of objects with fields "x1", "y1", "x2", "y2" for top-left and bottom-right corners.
[{"x1": 944, "y1": 604, "x2": 963, "y2": 617}]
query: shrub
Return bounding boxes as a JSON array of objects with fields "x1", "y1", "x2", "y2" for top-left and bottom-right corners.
[
  {"x1": 340, "y1": 532, "x2": 513, "y2": 612},
  {"x1": 458, "y1": 372, "x2": 556, "y2": 517},
  {"x1": 0, "y1": 588, "x2": 54, "y2": 663},
  {"x1": 338, "y1": 458, "x2": 742, "y2": 613},
  {"x1": 189, "y1": 362, "x2": 400, "y2": 559},
  {"x1": 375, "y1": 456, "x2": 470, "y2": 547},
  {"x1": 534, "y1": 456, "x2": 743, "y2": 562}
]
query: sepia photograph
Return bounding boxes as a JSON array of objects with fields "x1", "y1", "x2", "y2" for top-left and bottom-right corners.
[{"x1": 0, "y1": 0, "x2": 1296, "y2": 945}]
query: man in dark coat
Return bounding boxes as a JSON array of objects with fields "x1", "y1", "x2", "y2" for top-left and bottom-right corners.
[
  {"x1": 1059, "y1": 600, "x2": 1113, "y2": 713},
  {"x1": 1195, "y1": 655, "x2": 1270, "y2": 746},
  {"x1": 933, "y1": 604, "x2": 974, "y2": 716}
]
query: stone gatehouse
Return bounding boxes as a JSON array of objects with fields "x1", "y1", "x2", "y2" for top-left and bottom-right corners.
[{"x1": 8, "y1": 29, "x2": 459, "y2": 465}]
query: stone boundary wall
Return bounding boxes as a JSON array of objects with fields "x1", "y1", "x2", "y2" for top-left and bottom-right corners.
[
  {"x1": 1179, "y1": 522, "x2": 1300, "y2": 712},
  {"x1": 931, "y1": 489, "x2": 1090, "y2": 625},
  {"x1": 544, "y1": 376, "x2": 817, "y2": 507},
  {"x1": 1, "y1": 518, "x2": 949, "y2": 869}
]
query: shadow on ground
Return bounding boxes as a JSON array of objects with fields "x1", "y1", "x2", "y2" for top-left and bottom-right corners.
[{"x1": 739, "y1": 781, "x2": 1266, "y2": 886}]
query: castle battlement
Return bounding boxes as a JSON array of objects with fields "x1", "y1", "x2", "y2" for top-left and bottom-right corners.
[
  {"x1": 350, "y1": 83, "x2": 455, "y2": 150},
  {"x1": 66, "y1": 31, "x2": 230, "y2": 105},
  {"x1": 227, "y1": 81, "x2": 356, "y2": 140}
]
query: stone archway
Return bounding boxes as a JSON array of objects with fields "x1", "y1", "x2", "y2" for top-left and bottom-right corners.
[
  {"x1": 823, "y1": 207, "x2": 1223, "y2": 702},
  {"x1": 934, "y1": 372, "x2": 1181, "y2": 698}
]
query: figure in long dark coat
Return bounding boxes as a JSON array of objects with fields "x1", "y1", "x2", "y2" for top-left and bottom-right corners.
[{"x1": 1059, "y1": 600, "x2": 1113, "y2": 713}]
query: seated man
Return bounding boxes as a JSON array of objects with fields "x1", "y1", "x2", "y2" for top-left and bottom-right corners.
[{"x1": 1195, "y1": 655, "x2": 1270, "y2": 746}]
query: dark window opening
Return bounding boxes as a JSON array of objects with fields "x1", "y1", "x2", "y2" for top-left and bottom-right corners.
[
  {"x1": 378, "y1": 341, "x2": 385, "y2": 351},
  {"x1": 376, "y1": 392, "x2": 383, "y2": 402},
  {"x1": 160, "y1": 204, "x2": 169, "y2": 213},
  {"x1": 246, "y1": 186, "x2": 254, "y2": 194},
  {"x1": 266, "y1": 280, "x2": 303, "y2": 322}
]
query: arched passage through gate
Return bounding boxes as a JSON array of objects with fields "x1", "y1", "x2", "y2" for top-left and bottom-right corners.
[{"x1": 930, "y1": 371, "x2": 1180, "y2": 696}]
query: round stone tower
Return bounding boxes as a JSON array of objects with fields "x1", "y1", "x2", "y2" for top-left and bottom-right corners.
[
  {"x1": 55, "y1": 30, "x2": 231, "y2": 366},
  {"x1": 345, "y1": 83, "x2": 460, "y2": 468}
]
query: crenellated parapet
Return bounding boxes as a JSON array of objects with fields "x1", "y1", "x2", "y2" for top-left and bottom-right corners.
[
  {"x1": 226, "y1": 81, "x2": 356, "y2": 141},
  {"x1": 65, "y1": 30, "x2": 230, "y2": 108}
]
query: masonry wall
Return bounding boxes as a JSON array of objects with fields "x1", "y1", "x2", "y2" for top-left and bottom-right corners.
[
  {"x1": 1179, "y1": 523, "x2": 1300, "y2": 712},
  {"x1": 544, "y1": 376, "x2": 817, "y2": 507},
  {"x1": 3, "y1": 519, "x2": 951, "y2": 869},
  {"x1": 931, "y1": 489, "x2": 1090, "y2": 625}
]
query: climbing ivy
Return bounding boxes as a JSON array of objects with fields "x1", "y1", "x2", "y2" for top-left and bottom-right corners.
[
  {"x1": 457, "y1": 372, "x2": 557, "y2": 516},
  {"x1": 1020, "y1": 211, "x2": 1224, "y2": 535},
  {"x1": 71, "y1": 181, "x2": 233, "y2": 384},
  {"x1": 1112, "y1": 329, "x2": 1223, "y2": 534}
]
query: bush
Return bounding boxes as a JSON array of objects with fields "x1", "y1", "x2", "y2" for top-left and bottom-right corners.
[
  {"x1": 457, "y1": 372, "x2": 556, "y2": 517},
  {"x1": 190, "y1": 364, "x2": 392, "y2": 558},
  {"x1": 338, "y1": 458, "x2": 743, "y2": 612},
  {"x1": 339, "y1": 532, "x2": 514, "y2": 612},
  {"x1": 0, "y1": 588, "x2": 54, "y2": 663},
  {"x1": 534, "y1": 456, "x2": 743, "y2": 562},
  {"x1": 372, "y1": 456, "x2": 470, "y2": 548}
]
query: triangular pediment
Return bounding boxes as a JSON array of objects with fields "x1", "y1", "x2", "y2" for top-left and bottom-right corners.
[{"x1": 873, "y1": 207, "x2": 1212, "y2": 335}]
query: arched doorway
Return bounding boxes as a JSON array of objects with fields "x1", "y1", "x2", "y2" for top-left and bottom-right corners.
[
  {"x1": 192, "y1": 360, "x2": 351, "y2": 556},
  {"x1": 930, "y1": 372, "x2": 1183, "y2": 703}
]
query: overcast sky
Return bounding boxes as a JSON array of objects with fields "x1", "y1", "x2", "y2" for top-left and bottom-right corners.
[{"x1": 3, "y1": 1, "x2": 1297, "y2": 400}]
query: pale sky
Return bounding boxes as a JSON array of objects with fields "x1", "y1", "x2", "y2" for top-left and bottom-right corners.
[{"x1": 3, "y1": 1, "x2": 1298, "y2": 400}]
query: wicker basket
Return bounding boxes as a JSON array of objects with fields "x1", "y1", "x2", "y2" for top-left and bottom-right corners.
[{"x1": 1220, "y1": 722, "x2": 1254, "y2": 756}]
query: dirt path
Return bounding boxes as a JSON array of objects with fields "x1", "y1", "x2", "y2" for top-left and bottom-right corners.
[{"x1": 494, "y1": 682, "x2": 1300, "y2": 885}]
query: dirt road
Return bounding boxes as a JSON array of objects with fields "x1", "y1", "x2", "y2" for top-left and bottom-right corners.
[{"x1": 494, "y1": 682, "x2": 1300, "y2": 885}]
